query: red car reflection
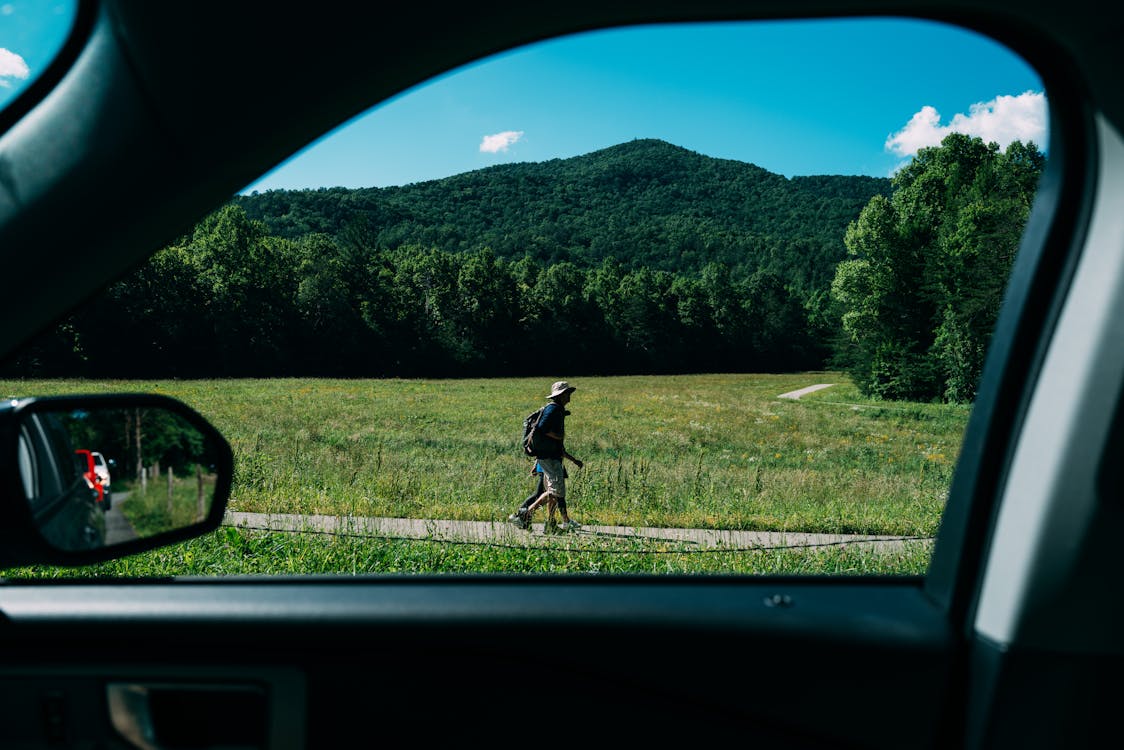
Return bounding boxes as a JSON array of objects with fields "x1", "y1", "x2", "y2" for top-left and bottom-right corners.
[{"x1": 74, "y1": 449, "x2": 107, "y2": 510}]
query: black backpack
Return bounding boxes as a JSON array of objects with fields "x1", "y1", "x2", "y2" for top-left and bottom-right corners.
[{"x1": 521, "y1": 406, "x2": 546, "y2": 457}]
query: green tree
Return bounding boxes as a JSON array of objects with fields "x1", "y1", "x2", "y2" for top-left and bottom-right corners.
[
  {"x1": 699, "y1": 261, "x2": 752, "y2": 365},
  {"x1": 186, "y1": 205, "x2": 300, "y2": 374},
  {"x1": 611, "y1": 267, "x2": 679, "y2": 369},
  {"x1": 831, "y1": 134, "x2": 1044, "y2": 401},
  {"x1": 452, "y1": 248, "x2": 520, "y2": 372},
  {"x1": 291, "y1": 233, "x2": 385, "y2": 374},
  {"x1": 743, "y1": 269, "x2": 814, "y2": 371}
]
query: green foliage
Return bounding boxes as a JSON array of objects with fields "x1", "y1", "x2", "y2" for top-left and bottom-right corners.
[
  {"x1": 59, "y1": 407, "x2": 205, "y2": 478},
  {"x1": 830, "y1": 134, "x2": 1044, "y2": 402},
  {"x1": 4, "y1": 213, "x2": 834, "y2": 378},
  {"x1": 121, "y1": 475, "x2": 213, "y2": 538},
  {"x1": 2, "y1": 140, "x2": 888, "y2": 379},
  {"x1": 3, "y1": 137, "x2": 1039, "y2": 393},
  {"x1": 235, "y1": 139, "x2": 888, "y2": 292},
  {"x1": 0, "y1": 529, "x2": 935, "y2": 578}
]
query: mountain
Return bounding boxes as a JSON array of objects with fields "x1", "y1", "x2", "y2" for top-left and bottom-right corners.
[{"x1": 233, "y1": 139, "x2": 890, "y2": 293}]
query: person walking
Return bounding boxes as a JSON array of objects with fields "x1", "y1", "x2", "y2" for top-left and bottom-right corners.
[
  {"x1": 508, "y1": 381, "x2": 584, "y2": 533},
  {"x1": 508, "y1": 461, "x2": 545, "y2": 529},
  {"x1": 512, "y1": 459, "x2": 583, "y2": 529}
]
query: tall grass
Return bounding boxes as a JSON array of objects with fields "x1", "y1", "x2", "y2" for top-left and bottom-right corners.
[
  {"x1": 0, "y1": 373, "x2": 967, "y2": 576},
  {"x1": 119, "y1": 475, "x2": 215, "y2": 537},
  {"x1": 8, "y1": 527, "x2": 935, "y2": 577}
]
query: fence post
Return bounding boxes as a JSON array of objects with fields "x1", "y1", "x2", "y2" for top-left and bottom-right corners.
[
  {"x1": 197, "y1": 465, "x2": 205, "y2": 522},
  {"x1": 133, "y1": 408, "x2": 142, "y2": 483}
]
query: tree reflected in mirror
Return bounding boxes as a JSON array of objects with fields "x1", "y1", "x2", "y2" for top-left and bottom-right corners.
[{"x1": 19, "y1": 405, "x2": 223, "y2": 552}]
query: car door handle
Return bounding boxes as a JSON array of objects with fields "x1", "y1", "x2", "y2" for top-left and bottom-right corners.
[{"x1": 107, "y1": 682, "x2": 269, "y2": 750}]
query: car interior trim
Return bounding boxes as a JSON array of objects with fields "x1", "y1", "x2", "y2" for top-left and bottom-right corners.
[
  {"x1": 974, "y1": 113, "x2": 1124, "y2": 652},
  {"x1": 924, "y1": 24, "x2": 1097, "y2": 626}
]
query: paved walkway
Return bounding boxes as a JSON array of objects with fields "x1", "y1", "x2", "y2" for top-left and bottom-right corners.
[
  {"x1": 777, "y1": 383, "x2": 835, "y2": 399},
  {"x1": 104, "y1": 491, "x2": 139, "y2": 545},
  {"x1": 223, "y1": 512, "x2": 921, "y2": 551}
]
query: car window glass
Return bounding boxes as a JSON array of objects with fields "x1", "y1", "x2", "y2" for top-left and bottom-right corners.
[
  {"x1": 19, "y1": 413, "x2": 77, "y2": 511},
  {"x1": 17, "y1": 427, "x2": 36, "y2": 499},
  {"x1": 0, "y1": 17, "x2": 1049, "y2": 579},
  {"x1": 0, "y1": 2, "x2": 78, "y2": 120}
]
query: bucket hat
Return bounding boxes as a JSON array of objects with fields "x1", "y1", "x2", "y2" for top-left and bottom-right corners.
[{"x1": 548, "y1": 381, "x2": 576, "y2": 398}]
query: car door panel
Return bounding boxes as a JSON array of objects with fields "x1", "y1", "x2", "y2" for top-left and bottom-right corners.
[{"x1": 0, "y1": 579, "x2": 950, "y2": 746}]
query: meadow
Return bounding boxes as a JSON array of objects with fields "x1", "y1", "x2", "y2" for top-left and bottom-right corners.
[{"x1": 0, "y1": 373, "x2": 968, "y2": 577}]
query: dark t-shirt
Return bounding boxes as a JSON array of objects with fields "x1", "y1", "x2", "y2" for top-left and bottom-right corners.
[{"x1": 535, "y1": 402, "x2": 566, "y2": 458}]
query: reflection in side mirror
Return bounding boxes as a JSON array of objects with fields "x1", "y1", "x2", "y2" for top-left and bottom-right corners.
[{"x1": 13, "y1": 396, "x2": 232, "y2": 557}]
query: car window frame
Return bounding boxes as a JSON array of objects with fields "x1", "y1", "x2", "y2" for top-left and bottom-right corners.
[
  {"x1": 1, "y1": 7, "x2": 1079, "y2": 587},
  {"x1": 0, "y1": 0, "x2": 93, "y2": 140},
  {"x1": 182, "y1": 12, "x2": 1076, "y2": 588},
  {"x1": 0, "y1": 4, "x2": 1112, "y2": 746},
  {"x1": 922, "y1": 17, "x2": 1094, "y2": 625}
]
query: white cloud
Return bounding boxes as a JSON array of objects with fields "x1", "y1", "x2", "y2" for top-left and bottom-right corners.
[
  {"x1": 885, "y1": 91, "x2": 1048, "y2": 158},
  {"x1": 0, "y1": 47, "x2": 30, "y2": 88},
  {"x1": 479, "y1": 130, "x2": 524, "y2": 153}
]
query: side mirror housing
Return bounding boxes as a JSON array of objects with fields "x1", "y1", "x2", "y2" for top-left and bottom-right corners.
[{"x1": 1, "y1": 393, "x2": 233, "y2": 567}]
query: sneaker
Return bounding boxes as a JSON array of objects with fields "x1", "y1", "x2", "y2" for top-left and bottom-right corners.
[
  {"x1": 560, "y1": 520, "x2": 581, "y2": 533},
  {"x1": 507, "y1": 509, "x2": 530, "y2": 530}
]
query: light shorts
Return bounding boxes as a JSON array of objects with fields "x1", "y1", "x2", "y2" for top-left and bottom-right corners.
[{"x1": 537, "y1": 457, "x2": 566, "y2": 499}]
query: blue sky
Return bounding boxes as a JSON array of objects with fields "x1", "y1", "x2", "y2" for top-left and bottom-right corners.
[
  {"x1": 2, "y1": 10, "x2": 1046, "y2": 191},
  {"x1": 0, "y1": 3, "x2": 75, "y2": 101}
]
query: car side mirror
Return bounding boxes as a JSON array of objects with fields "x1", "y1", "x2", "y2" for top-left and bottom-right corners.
[{"x1": 1, "y1": 393, "x2": 233, "y2": 567}]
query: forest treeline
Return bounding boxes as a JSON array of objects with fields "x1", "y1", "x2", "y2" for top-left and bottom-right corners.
[{"x1": 3, "y1": 136, "x2": 1043, "y2": 401}]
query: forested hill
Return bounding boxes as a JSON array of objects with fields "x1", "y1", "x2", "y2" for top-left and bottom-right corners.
[
  {"x1": 3, "y1": 133, "x2": 1039, "y2": 390},
  {"x1": 234, "y1": 139, "x2": 890, "y2": 293}
]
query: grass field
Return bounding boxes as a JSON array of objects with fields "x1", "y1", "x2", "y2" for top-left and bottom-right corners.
[{"x1": 0, "y1": 373, "x2": 969, "y2": 577}]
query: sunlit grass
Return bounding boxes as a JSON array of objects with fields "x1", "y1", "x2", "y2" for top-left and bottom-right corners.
[
  {"x1": 4, "y1": 526, "x2": 935, "y2": 577},
  {"x1": 119, "y1": 475, "x2": 215, "y2": 537},
  {"x1": 0, "y1": 373, "x2": 967, "y2": 576}
]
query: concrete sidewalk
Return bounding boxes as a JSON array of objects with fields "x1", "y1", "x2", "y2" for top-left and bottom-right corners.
[
  {"x1": 777, "y1": 383, "x2": 835, "y2": 399},
  {"x1": 223, "y1": 512, "x2": 922, "y2": 551}
]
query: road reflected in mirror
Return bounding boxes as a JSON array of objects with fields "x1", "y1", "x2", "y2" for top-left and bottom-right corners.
[{"x1": 17, "y1": 405, "x2": 223, "y2": 552}]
